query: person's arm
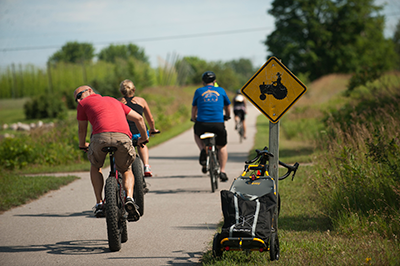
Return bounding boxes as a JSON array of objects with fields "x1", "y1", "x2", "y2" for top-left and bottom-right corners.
[
  {"x1": 126, "y1": 109, "x2": 148, "y2": 143},
  {"x1": 191, "y1": 105, "x2": 198, "y2": 122},
  {"x1": 142, "y1": 99, "x2": 157, "y2": 132},
  {"x1": 78, "y1": 120, "x2": 89, "y2": 149},
  {"x1": 224, "y1": 105, "x2": 231, "y2": 119}
]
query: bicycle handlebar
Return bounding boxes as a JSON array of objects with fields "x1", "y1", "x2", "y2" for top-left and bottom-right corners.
[{"x1": 245, "y1": 146, "x2": 299, "y2": 181}]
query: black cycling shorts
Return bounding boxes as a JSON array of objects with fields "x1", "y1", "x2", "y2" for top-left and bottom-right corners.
[
  {"x1": 234, "y1": 110, "x2": 245, "y2": 121},
  {"x1": 194, "y1": 122, "x2": 227, "y2": 147}
]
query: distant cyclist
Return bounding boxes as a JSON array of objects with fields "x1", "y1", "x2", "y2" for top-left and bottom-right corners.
[
  {"x1": 191, "y1": 71, "x2": 231, "y2": 182},
  {"x1": 118, "y1": 79, "x2": 159, "y2": 177},
  {"x1": 232, "y1": 90, "x2": 247, "y2": 139}
]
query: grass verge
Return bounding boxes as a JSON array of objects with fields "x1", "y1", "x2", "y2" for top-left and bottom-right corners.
[{"x1": 0, "y1": 174, "x2": 79, "y2": 213}]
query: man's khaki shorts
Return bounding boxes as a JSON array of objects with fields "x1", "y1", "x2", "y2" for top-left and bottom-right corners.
[{"x1": 88, "y1": 132, "x2": 135, "y2": 173}]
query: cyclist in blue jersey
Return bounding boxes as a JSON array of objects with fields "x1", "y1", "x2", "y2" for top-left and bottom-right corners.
[{"x1": 191, "y1": 71, "x2": 231, "y2": 182}]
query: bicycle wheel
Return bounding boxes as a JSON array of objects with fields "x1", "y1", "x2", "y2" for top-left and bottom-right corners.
[
  {"x1": 105, "y1": 176, "x2": 123, "y2": 251},
  {"x1": 132, "y1": 154, "x2": 144, "y2": 216},
  {"x1": 212, "y1": 151, "x2": 219, "y2": 190},
  {"x1": 209, "y1": 153, "x2": 216, "y2": 193},
  {"x1": 118, "y1": 177, "x2": 128, "y2": 244},
  {"x1": 238, "y1": 121, "x2": 244, "y2": 143}
]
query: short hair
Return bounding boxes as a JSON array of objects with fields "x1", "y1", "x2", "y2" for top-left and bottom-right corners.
[{"x1": 119, "y1": 79, "x2": 135, "y2": 97}]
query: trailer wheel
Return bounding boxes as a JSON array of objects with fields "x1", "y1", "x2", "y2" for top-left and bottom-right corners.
[
  {"x1": 270, "y1": 232, "x2": 280, "y2": 261},
  {"x1": 212, "y1": 233, "x2": 223, "y2": 258}
]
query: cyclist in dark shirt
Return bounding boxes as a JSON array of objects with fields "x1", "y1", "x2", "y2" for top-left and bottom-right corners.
[
  {"x1": 119, "y1": 79, "x2": 159, "y2": 177},
  {"x1": 232, "y1": 90, "x2": 247, "y2": 139}
]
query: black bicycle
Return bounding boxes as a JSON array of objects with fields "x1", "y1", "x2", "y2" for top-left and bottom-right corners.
[
  {"x1": 102, "y1": 146, "x2": 128, "y2": 252},
  {"x1": 200, "y1": 132, "x2": 220, "y2": 193},
  {"x1": 236, "y1": 118, "x2": 244, "y2": 143},
  {"x1": 131, "y1": 130, "x2": 160, "y2": 216}
]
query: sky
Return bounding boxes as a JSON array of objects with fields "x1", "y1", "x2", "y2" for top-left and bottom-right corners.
[{"x1": 0, "y1": 0, "x2": 399, "y2": 70}]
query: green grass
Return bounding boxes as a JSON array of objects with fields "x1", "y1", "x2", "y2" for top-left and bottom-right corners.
[
  {"x1": 248, "y1": 115, "x2": 315, "y2": 164},
  {"x1": 0, "y1": 98, "x2": 28, "y2": 125},
  {"x1": 201, "y1": 166, "x2": 400, "y2": 265},
  {"x1": 0, "y1": 174, "x2": 79, "y2": 212}
]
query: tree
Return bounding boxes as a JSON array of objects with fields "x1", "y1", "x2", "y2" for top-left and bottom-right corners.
[
  {"x1": 265, "y1": 0, "x2": 398, "y2": 80},
  {"x1": 393, "y1": 19, "x2": 400, "y2": 69},
  {"x1": 48, "y1": 42, "x2": 95, "y2": 64},
  {"x1": 98, "y1": 44, "x2": 149, "y2": 63},
  {"x1": 225, "y1": 59, "x2": 255, "y2": 87}
]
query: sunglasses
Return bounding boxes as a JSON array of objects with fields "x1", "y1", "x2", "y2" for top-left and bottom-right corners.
[{"x1": 75, "y1": 89, "x2": 89, "y2": 102}]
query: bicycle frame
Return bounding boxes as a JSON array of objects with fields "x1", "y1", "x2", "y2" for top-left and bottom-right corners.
[{"x1": 200, "y1": 132, "x2": 220, "y2": 192}]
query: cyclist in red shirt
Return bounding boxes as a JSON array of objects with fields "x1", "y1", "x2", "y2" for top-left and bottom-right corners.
[{"x1": 75, "y1": 85, "x2": 148, "y2": 221}]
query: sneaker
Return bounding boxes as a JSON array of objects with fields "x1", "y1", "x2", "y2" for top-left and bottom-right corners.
[
  {"x1": 220, "y1": 172, "x2": 228, "y2": 182},
  {"x1": 144, "y1": 165, "x2": 153, "y2": 177},
  {"x1": 202, "y1": 165, "x2": 207, "y2": 174},
  {"x1": 199, "y1": 149, "x2": 207, "y2": 166},
  {"x1": 125, "y1": 197, "x2": 140, "y2": 222},
  {"x1": 93, "y1": 202, "x2": 105, "y2": 218}
]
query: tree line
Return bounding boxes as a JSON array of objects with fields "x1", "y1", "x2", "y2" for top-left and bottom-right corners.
[
  {"x1": 266, "y1": 0, "x2": 400, "y2": 84},
  {"x1": 1, "y1": 0, "x2": 399, "y2": 117}
]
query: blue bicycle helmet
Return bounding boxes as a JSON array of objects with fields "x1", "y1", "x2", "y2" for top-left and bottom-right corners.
[{"x1": 202, "y1": 71, "x2": 216, "y2": 83}]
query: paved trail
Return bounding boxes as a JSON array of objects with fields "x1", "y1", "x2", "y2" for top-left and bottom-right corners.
[{"x1": 0, "y1": 105, "x2": 260, "y2": 266}]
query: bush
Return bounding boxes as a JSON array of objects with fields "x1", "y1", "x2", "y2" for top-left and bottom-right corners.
[
  {"x1": 313, "y1": 83, "x2": 400, "y2": 239},
  {"x1": 24, "y1": 92, "x2": 68, "y2": 119},
  {"x1": 0, "y1": 118, "x2": 84, "y2": 170},
  {"x1": 0, "y1": 138, "x2": 35, "y2": 169}
]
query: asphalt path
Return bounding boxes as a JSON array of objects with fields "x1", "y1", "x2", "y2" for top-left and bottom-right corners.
[{"x1": 0, "y1": 105, "x2": 260, "y2": 266}]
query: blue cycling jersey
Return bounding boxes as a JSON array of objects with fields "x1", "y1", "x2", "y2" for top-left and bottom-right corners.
[{"x1": 192, "y1": 85, "x2": 231, "y2": 123}]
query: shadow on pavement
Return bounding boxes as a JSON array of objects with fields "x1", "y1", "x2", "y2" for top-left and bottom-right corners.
[
  {"x1": 148, "y1": 188, "x2": 216, "y2": 194},
  {"x1": 174, "y1": 223, "x2": 218, "y2": 231},
  {"x1": 14, "y1": 210, "x2": 95, "y2": 218},
  {"x1": 0, "y1": 239, "x2": 108, "y2": 255},
  {"x1": 109, "y1": 250, "x2": 203, "y2": 265}
]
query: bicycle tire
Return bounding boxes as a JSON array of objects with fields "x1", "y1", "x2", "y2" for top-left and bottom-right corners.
[
  {"x1": 118, "y1": 177, "x2": 128, "y2": 244},
  {"x1": 105, "y1": 176, "x2": 122, "y2": 251},
  {"x1": 212, "y1": 151, "x2": 219, "y2": 190},
  {"x1": 132, "y1": 155, "x2": 144, "y2": 216},
  {"x1": 121, "y1": 218, "x2": 128, "y2": 243},
  {"x1": 270, "y1": 232, "x2": 280, "y2": 261},
  {"x1": 209, "y1": 153, "x2": 216, "y2": 193},
  {"x1": 238, "y1": 122, "x2": 244, "y2": 143}
]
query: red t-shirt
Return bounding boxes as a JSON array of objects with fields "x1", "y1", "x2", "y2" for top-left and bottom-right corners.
[{"x1": 77, "y1": 94, "x2": 133, "y2": 138}]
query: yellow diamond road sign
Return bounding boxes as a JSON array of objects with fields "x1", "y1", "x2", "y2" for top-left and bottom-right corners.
[{"x1": 241, "y1": 56, "x2": 307, "y2": 123}]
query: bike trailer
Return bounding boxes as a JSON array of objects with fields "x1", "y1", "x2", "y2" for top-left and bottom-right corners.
[{"x1": 213, "y1": 167, "x2": 278, "y2": 256}]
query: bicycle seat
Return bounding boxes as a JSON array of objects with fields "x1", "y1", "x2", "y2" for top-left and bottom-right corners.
[
  {"x1": 200, "y1": 132, "x2": 216, "y2": 139},
  {"x1": 101, "y1": 146, "x2": 118, "y2": 153}
]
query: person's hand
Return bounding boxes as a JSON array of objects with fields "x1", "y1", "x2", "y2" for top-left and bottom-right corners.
[
  {"x1": 150, "y1": 129, "x2": 160, "y2": 136},
  {"x1": 138, "y1": 136, "x2": 149, "y2": 147},
  {"x1": 79, "y1": 142, "x2": 89, "y2": 152}
]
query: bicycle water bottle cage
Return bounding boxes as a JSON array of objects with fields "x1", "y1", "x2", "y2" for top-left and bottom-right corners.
[
  {"x1": 101, "y1": 146, "x2": 118, "y2": 153},
  {"x1": 200, "y1": 132, "x2": 216, "y2": 146}
]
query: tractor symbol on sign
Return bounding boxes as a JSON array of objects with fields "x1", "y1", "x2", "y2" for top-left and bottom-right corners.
[{"x1": 259, "y1": 72, "x2": 288, "y2": 100}]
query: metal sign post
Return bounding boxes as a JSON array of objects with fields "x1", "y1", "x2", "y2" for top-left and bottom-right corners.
[
  {"x1": 240, "y1": 56, "x2": 307, "y2": 232},
  {"x1": 269, "y1": 120, "x2": 279, "y2": 229}
]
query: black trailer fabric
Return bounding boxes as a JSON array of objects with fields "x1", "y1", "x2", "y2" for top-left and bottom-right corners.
[{"x1": 220, "y1": 190, "x2": 277, "y2": 241}]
